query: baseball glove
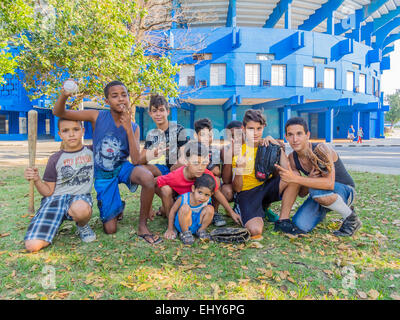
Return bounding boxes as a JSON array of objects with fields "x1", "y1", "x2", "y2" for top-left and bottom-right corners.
[
  {"x1": 254, "y1": 143, "x2": 281, "y2": 181},
  {"x1": 308, "y1": 143, "x2": 333, "y2": 175},
  {"x1": 210, "y1": 227, "x2": 250, "y2": 243}
]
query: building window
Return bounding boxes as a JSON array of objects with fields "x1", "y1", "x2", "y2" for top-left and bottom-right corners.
[
  {"x1": 346, "y1": 71, "x2": 354, "y2": 91},
  {"x1": 324, "y1": 68, "x2": 335, "y2": 89},
  {"x1": 352, "y1": 63, "x2": 361, "y2": 70},
  {"x1": 359, "y1": 73, "x2": 366, "y2": 93},
  {"x1": 179, "y1": 64, "x2": 195, "y2": 87},
  {"x1": 245, "y1": 64, "x2": 260, "y2": 86},
  {"x1": 257, "y1": 53, "x2": 275, "y2": 61},
  {"x1": 210, "y1": 63, "x2": 226, "y2": 86},
  {"x1": 313, "y1": 57, "x2": 327, "y2": 64},
  {"x1": 271, "y1": 64, "x2": 286, "y2": 86},
  {"x1": 193, "y1": 53, "x2": 212, "y2": 61},
  {"x1": 303, "y1": 66, "x2": 315, "y2": 88}
]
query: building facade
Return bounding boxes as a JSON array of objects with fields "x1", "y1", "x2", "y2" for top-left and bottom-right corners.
[{"x1": 1, "y1": 0, "x2": 398, "y2": 141}]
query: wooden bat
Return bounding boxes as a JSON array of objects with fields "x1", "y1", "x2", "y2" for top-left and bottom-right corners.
[{"x1": 28, "y1": 110, "x2": 38, "y2": 214}]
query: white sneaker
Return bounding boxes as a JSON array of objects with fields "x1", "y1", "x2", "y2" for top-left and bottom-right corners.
[{"x1": 77, "y1": 224, "x2": 96, "y2": 243}]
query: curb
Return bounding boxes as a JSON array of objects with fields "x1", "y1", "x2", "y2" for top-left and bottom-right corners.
[{"x1": 333, "y1": 144, "x2": 400, "y2": 148}]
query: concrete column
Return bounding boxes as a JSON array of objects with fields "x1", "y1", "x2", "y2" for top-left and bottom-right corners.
[
  {"x1": 376, "y1": 110, "x2": 385, "y2": 138},
  {"x1": 285, "y1": 4, "x2": 292, "y2": 29},
  {"x1": 231, "y1": 104, "x2": 237, "y2": 121},
  {"x1": 280, "y1": 106, "x2": 292, "y2": 141},
  {"x1": 38, "y1": 113, "x2": 46, "y2": 135},
  {"x1": 171, "y1": 107, "x2": 178, "y2": 122},
  {"x1": 19, "y1": 112, "x2": 27, "y2": 134},
  {"x1": 53, "y1": 116, "x2": 61, "y2": 142},
  {"x1": 325, "y1": 107, "x2": 334, "y2": 142},
  {"x1": 9, "y1": 112, "x2": 19, "y2": 134}
]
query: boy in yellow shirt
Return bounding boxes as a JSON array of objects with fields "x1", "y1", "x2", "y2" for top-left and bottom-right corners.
[{"x1": 227, "y1": 109, "x2": 302, "y2": 238}]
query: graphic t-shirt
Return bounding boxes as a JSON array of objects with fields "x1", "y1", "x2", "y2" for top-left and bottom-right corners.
[
  {"x1": 144, "y1": 122, "x2": 189, "y2": 169},
  {"x1": 232, "y1": 144, "x2": 264, "y2": 192},
  {"x1": 93, "y1": 110, "x2": 138, "y2": 174},
  {"x1": 156, "y1": 166, "x2": 219, "y2": 195},
  {"x1": 43, "y1": 146, "x2": 94, "y2": 196}
]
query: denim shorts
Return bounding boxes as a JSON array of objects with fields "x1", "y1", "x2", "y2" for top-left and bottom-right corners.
[{"x1": 292, "y1": 182, "x2": 356, "y2": 233}]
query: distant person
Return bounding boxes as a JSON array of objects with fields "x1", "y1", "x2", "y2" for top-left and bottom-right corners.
[
  {"x1": 347, "y1": 125, "x2": 355, "y2": 142},
  {"x1": 357, "y1": 127, "x2": 364, "y2": 144}
]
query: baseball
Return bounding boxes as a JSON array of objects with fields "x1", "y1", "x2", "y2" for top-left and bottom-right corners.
[{"x1": 63, "y1": 80, "x2": 78, "y2": 94}]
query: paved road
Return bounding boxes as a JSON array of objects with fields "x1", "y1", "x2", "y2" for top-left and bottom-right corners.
[{"x1": 335, "y1": 146, "x2": 400, "y2": 175}]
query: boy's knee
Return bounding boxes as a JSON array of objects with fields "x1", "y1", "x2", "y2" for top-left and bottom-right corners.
[
  {"x1": 221, "y1": 184, "x2": 233, "y2": 201},
  {"x1": 135, "y1": 167, "x2": 155, "y2": 188},
  {"x1": 313, "y1": 194, "x2": 337, "y2": 206},
  {"x1": 161, "y1": 185, "x2": 173, "y2": 198},
  {"x1": 179, "y1": 204, "x2": 192, "y2": 216},
  {"x1": 25, "y1": 240, "x2": 49, "y2": 252},
  {"x1": 103, "y1": 220, "x2": 117, "y2": 234},
  {"x1": 69, "y1": 200, "x2": 92, "y2": 220}
]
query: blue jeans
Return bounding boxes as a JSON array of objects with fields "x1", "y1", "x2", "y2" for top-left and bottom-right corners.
[{"x1": 292, "y1": 182, "x2": 356, "y2": 233}]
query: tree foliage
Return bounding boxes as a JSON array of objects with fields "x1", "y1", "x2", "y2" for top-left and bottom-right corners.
[
  {"x1": 11, "y1": 0, "x2": 180, "y2": 109},
  {"x1": 0, "y1": 0, "x2": 34, "y2": 84},
  {"x1": 385, "y1": 91, "x2": 400, "y2": 128}
]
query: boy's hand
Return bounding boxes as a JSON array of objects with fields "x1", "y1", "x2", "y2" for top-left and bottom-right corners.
[
  {"x1": 120, "y1": 106, "x2": 133, "y2": 133},
  {"x1": 164, "y1": 228, "x2": 177, "y2": 240},
  {"x1": 261, "y1": 135, "x2": 279, "y2": 147},
  {"x1": 24, "y1": 167, "x2": 40, "y2": 182},
  {"x1": 61, "y1": 79, "x2": 76, "y2": 98},
  {"x1": 275, "y1": 164, "x2": 297, "y2": 184},
  {"x1": 230, "y1": 211, "x2": 243, "y2": 226}
]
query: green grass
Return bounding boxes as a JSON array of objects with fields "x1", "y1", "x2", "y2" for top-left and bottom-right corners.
[{"x1": 0, "y1": 167, "x2": 399, "y2": 300}]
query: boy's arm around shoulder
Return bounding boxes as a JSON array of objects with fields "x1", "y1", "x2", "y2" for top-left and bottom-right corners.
[{"x1": 53, "y1": 89, "x2": 98, "y2": 125}]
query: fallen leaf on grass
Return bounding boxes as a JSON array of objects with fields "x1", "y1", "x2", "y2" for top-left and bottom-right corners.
[
  {"x1": 357, "y1": 291, "x2": 368, "y2": 299},
  {"x1": 205, "y1": 274, "x2": 212, "y2": 280},
  {"x1": 390, "y1": 293, "x2": 400, "y2": 300},
  {"x1": 328, "y1": 288, "x2": 337, "y2": 296},
  {"x1": 26, "y1": 293, "x2": 38, "y2": 299},
  {"x1": 368, "y1": 289, "x2": 380, "y2": 300},
  {"x1": 287, "y1": 277, "x2": 296, "y2": 284},
  {"x1": 136, "y1": 283, "x2": 152, "y2": 292},
  {"x1": 249, "y1": 242, "x2": 263, "y2": 249},
  {"x1": 0, "y1": 233, "x2": 10, "y2": 238}
]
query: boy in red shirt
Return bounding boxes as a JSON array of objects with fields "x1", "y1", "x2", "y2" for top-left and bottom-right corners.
[{"x1": 156, "y1": 141, "x2": 242, "y2": 235}]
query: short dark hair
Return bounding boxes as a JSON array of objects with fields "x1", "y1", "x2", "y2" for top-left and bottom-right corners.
[
  {"x1": 149, "y1": 94, "x2": 169, "y2": 111},
  {"x1": 104, "y1": 81, "x2": 128, "y2": 98},
  {"x1": 184, "y1": 141, "x2": 209, "y2": 159},
  {"x1": 285, "y1": 117, "x2": 309, "y2": 134},
  {"x1": 226, "y1": 120, "x2": 243, "y2": 129},
  {"x1": 194, "y1": 118, "x2": 212, "y2": 134},
  {"x1": 57, "y1": 118, "x2": 83, "y2": 130},
  {"x1": 194, "y1": 173, "x2": 216, "y2": 193},
  {"x1": 243, "y1": 109, "x2": 266, "y2": 127}
]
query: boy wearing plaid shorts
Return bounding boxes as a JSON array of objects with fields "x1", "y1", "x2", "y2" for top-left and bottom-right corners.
[{"x1": 24, "y1": 119, "x2": 96, "y2": 252}]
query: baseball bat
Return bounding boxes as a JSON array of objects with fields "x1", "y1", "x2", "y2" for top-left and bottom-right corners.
[{"x1": 28, "y1": 110, "x2": 38, "y2": 214}]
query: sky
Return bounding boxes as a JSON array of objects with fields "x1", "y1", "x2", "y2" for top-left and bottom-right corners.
[{"x1": 381, "y1": 40, "x2": 400, "y2": 96}]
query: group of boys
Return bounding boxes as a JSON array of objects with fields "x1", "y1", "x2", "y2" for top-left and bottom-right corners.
[{"x1": 24, "y1": 80, "x2": 362, "y2": 252}]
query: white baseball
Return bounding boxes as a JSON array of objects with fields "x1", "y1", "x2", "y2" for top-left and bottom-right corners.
[{"x1": 63, "y1": 80, "x2": 78, "y2": 94}]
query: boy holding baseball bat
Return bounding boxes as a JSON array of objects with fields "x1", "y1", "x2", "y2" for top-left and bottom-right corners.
[
  {"x1": 24, "y1": 119, "x2": 96, "y2": 252},
  {"x1": 53, "y1": 80, "x2": 161, "y2": 244}
]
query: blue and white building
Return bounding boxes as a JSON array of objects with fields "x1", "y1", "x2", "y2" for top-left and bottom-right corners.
[{"x1": 1, "y1": 0, "x2": 398, "y2": 141}]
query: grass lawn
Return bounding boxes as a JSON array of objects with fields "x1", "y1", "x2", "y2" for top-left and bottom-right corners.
[{"x1": 0, "y1": 167, "x2": 399, "y2": 300}]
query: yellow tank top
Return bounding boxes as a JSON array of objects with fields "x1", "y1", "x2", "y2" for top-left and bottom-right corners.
[{"x1": 232, "y1": 144, "x2": 264, "y2": 191}]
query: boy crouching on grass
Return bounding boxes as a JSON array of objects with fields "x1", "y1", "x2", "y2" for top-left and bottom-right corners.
[
  {"x1": 24, "y1": 119, "x2": 96, "y2": 252},
  {"x1": 165, "y1": 174, "x2": 215, "y2": 245}
]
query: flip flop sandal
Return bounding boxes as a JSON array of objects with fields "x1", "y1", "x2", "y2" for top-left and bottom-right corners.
[
  {"x1": 179, "y1": 230, "x2": 195, "y2": 245},
  {"x1": 138, "y1": 233, "x2": 163, "y2": 245}
]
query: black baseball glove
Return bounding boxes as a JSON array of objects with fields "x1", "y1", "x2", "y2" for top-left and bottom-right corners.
[
  {"x1": 210, "y1": 227, "x2": 250, "y2": 243},
  {"x1": 254, "y1": 143, "x2": 281, "y2": 181}
]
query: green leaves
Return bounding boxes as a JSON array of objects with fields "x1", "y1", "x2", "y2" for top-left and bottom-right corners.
[{"x1": 2, "y1": 0, "x2": 179, "y2": 108}]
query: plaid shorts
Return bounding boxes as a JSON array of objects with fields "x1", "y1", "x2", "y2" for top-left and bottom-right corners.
[{"x1": 24, "y1": 194, "x2": 92, "y2": 244}]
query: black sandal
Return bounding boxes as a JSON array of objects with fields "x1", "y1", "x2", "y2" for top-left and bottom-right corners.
[{"x1": 138, "y1": 233, "x2": 163, "y2": 245}]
